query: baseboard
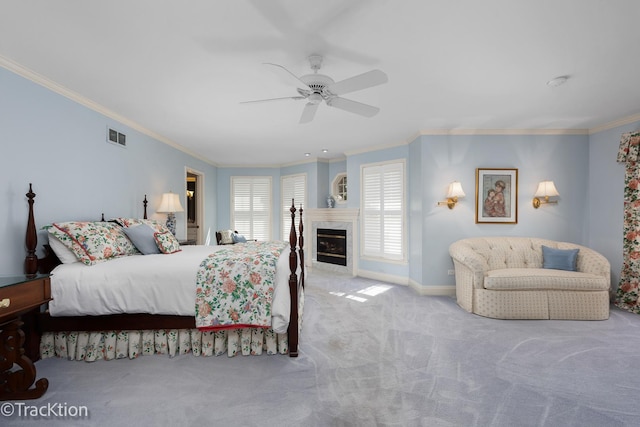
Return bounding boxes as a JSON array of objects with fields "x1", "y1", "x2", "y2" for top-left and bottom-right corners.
[
  {"x1": 355, "y1": 269, "x2": 456, "y2": 296},
  {"x1": 408, "y1": 278, "x2": 457, "y2": 296},
  {"x1": 356, "y1": 269, "x2": 409, "y2": 286}
]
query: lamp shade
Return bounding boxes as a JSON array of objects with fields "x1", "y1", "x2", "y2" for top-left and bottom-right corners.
[
  {"x1": 534, "y1": 181, "x2": 559, "y2": 198},
  {"x1": 157, "y1": 192, "x2": 184, "y2": 213},
  {"x1": 446, "y1": 181, "x2": 466, "y2": 198}
]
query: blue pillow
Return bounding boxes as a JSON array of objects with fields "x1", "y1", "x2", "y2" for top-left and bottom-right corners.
[
  {"x1": 123, "y1": 224, "x2": 161, "y2": 255},
  {"x1": 542, "y1": 245, "x2": 579, "y2": 271},
  {"x1": 232, "y1": 233, "x2": 247, "y2": 243}
]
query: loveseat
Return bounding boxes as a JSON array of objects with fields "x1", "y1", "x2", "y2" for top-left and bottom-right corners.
[{"x1": 449, "y1": 237, "x2": 611, "y2": 320}]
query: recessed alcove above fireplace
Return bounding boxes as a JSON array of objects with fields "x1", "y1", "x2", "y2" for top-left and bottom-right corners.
[{"x1": 305, "y1": 208, "x2": 359, "y2": 276}]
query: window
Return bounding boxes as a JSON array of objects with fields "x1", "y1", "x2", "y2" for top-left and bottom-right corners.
[
  {"x1": 231, "y1": 176, "x2": 271, "y2": 241},
  {"x1": 332, "y1": 173, "x2": 347, "y2": 203},
  {"x1": 281, "y1": 174, "x2": 306, "y2": 241},
  {"x1": 361, "y1": 160, "x2": 405, "y2": 261}
]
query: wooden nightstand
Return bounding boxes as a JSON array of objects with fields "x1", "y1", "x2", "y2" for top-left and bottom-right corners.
[
  {"x1": 179, "y1": 239, "x2": 197, "y2": 246},
  {"x1": 0, "y1": 274, "x2": 51, "y2": 401}
]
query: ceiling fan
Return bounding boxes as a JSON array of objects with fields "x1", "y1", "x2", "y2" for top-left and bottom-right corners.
[{"x1": 242, "y1": 55, "x2": 388, "y2": 124}]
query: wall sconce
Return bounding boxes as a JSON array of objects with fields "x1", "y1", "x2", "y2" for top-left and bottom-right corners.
[
  {"x1": 532, "y1": 181, "x2": 559, "y2": 208},
  {"x1": 157, "y1": 192, "x2": 184, "y2": 235},
  {"x1": 438, "y1": 181, "x2": 465, "y2": 209}
]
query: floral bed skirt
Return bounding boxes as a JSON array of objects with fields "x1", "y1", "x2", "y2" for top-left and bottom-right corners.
[
  {"x1": 41, "y1": 281, "x2": 304, "y2": 362},
  {"x1": 39, "y1": 328, "x2": 289, "y2": 362}
]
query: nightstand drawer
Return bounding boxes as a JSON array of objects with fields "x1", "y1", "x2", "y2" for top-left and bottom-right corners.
[{"x1": 0, "y1": 277, "x2": 51, "y2": 321}]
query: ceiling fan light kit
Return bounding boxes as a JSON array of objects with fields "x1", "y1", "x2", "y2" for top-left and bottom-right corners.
[{"x1": 242, "y1": 55, "x2": 388, "y2": 124}]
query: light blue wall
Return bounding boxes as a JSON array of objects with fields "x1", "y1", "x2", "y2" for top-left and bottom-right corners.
[
  {"x1": 415, "y1": 133, "x2": 590, "y2": 287},
  {"x1": 340, "y1": 134, "x2": 591, "y2": 285},
  {"x1": 0, "y1": 66, "x2": 217, "y2": 275},
  {"x1": 408, "y1": 138, "x2": 423, "y2": 284},
  {"x1": 588, "y1": 120, "x2": 640, "y2": 290},
  {"x1": 315, "y1": 161, "x2": 329, "y2": 208}
]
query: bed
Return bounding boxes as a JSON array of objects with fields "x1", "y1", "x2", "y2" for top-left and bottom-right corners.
[{"x1": 25, "y1": 185, "x2": 305, "y2": 361}]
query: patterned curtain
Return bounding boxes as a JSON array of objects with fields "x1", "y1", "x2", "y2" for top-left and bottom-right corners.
[{"x1": 616, "y1": 131, "x2": 640, "y2": 313}]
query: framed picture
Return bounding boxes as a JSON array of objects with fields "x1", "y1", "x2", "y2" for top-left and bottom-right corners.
[{"x1": 475, "y1": 168, "x2": 518, "y2": 224}]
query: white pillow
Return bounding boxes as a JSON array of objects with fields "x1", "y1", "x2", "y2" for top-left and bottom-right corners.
[
  {"x1": 48, "y1": 235, "x2": 80, "y2": 264},
  {"x1": 219, "y1": 229, "x2": 234, "y2": 245}
]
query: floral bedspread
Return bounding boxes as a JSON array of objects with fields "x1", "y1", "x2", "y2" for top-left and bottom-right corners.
[{"x1": 195, "y1": 241, "x2": 289, "y2": 331}]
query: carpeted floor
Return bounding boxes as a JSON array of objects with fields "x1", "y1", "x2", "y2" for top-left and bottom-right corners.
[{"x1": 4, "y1": 271, "x2": 640, "y2": 426}]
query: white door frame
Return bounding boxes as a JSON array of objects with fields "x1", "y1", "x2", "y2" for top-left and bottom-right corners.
[{"x1": 185, "y1": 167, "x2": 205, "y2": 244}]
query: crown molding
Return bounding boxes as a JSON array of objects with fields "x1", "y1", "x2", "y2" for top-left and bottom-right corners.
[
  {"x1": 343, "y1": 140, "x2": 409, "y2": 157},
  {"x1": 589, "y1": 112, "x2": 640, "y2": 135},
  {"x1": 419, "y1": 128, "x2": 588, "y2": 136}
]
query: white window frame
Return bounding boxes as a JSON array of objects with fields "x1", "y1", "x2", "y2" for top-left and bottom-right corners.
[
  {"x1": 360, "y1": 159, "x2": 406, "y2": 263},
  {"x1": 332, "y1": 173, "x2": 348, "y2": 204},
  {"x1": 230, "y1": 176, "x2": 272, "y2": 241},
  {"x1": 281, "y1": 173, "x2": 307, "y2": 242}
]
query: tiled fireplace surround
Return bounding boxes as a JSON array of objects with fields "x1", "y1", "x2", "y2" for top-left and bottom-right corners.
[{"x1": 305, "y1": 208, "x2": 359, "y2": 276}]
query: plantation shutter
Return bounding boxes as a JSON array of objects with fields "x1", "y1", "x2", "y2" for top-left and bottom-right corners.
[
  {"x1": 231, "y1": 177, "x2": 271, "y2": 241},
  {"x1": 281, "y1": 174, "x2": 306, "y2": 241},
  {"x1": 362, "y1": 162, "x2": 404, "y2": 260}
]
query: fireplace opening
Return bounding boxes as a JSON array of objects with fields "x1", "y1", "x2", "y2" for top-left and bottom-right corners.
[{"x1": 317, "y1": 228, "x2": 347, "y2": 266}]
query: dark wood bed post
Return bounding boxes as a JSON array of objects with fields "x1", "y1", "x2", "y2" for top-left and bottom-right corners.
[
  {"x1": 287, "y1": 199, "x2": 299, "y2": 357},
  {"x1": 143, "y1": 195, "x2": 148, "y2": 219},
  {"x1": 25, "y1": 184, "x2": 38, "y2": 276},
  {"x1": 298, "y1": 205, "x2": 304, "y2": 289}
]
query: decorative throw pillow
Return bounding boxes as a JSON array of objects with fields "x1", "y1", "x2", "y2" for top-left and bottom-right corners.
[
  {"x1": 219, "y1": 229, "x2": 234, "y2": 245},
  {"x1": 123, "y1": 224, "x2": 161, "y2": 255},
  {"x1": 48, "y1": 221, "x2": 131, "y2": 265},
  {"x1": 232, "y1": 233, "x2": 247, "y2": 243},
  {"x1": 113, "y1": 218, "x2": 165, "y2": 233},
  {"x1": 542, "y1": 245, "x2": 579, "y2": 271},
  {"x1": 154, "y1": 230, "x2": 182, "y2": 254},
  {"x1": 106, "y1": 222, "x2": 140, "y2": 256}
]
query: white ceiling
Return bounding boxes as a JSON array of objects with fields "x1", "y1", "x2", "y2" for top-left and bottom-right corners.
[{"x1": 1, "y1": 0, "x2": 639, "y2": 166}]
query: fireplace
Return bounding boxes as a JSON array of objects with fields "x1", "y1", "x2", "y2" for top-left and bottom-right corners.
[
  {"x1": 317, "y1": 228, "x2": 347, "y2": 266},
  {"x1": 306, "y1": 208, "x2": 359, "y2": 276}
]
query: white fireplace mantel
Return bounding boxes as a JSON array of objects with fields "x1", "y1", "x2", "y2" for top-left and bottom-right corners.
[
  {"x1": 305, "y1": 208, "x2": 360, "y2": 223},
  {"x1": 305, "y1": 208, "x2": 359, "y2": 276}
]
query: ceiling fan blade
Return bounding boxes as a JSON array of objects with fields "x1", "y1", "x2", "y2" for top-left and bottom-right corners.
[
  {"x1": 263, "y1": 63, "x2": 309, "y2": 88},
  {"x1": 326, "y1": 97, "x2": 380, "y2": 117},
  {"x1": 325, "y1": 69, "x2": 388, "y2": 96},
  {"x1": 240, "y1": 96, "x2": 306, "y2": 104},
  {"x1": 299, "y1": 102, "x2": 320, "y2": 124}
]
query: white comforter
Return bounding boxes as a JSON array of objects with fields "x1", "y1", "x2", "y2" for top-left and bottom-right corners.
[{"x1": 49, "y1": 245, "x2": 292, "y2": 334}]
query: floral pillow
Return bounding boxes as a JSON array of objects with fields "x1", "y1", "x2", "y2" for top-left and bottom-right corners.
[
  {"x1": 107, "y1": 222, "x2": 139, "y2": 256},
  {"x1": 153, "y1": 230, "x2": 182, "y2": 254},
  {"x1": 112, "y1": 218, "x2": 165, "y2": 233},
  {"x1": 48, "y1": 221, "x2": 137, "y2": 265}
]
